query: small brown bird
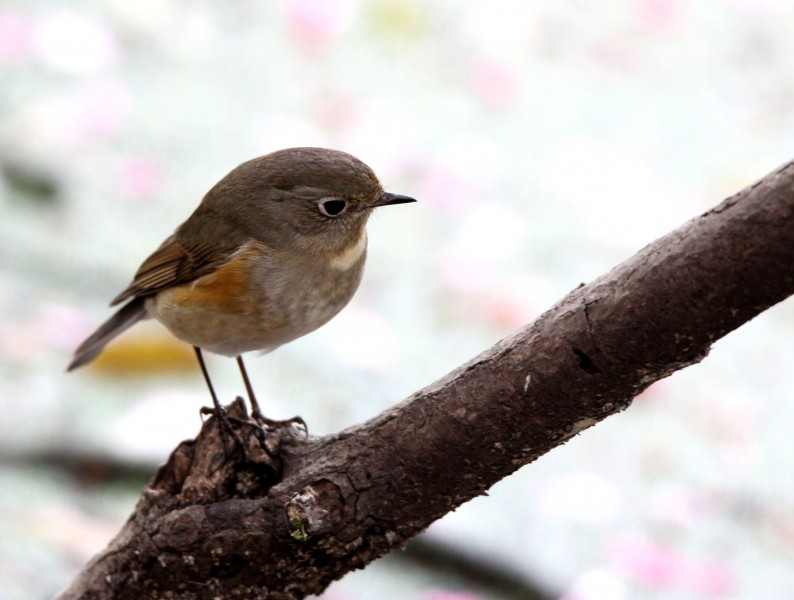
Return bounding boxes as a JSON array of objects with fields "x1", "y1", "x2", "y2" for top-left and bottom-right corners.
[{"x1": 68, "y1": 147, "x2": 415, "y2": 428}]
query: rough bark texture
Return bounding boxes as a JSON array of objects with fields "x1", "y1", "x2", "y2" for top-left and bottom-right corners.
[{"x1": 59, "y1": 161, "x2": 794, "y2": 599}]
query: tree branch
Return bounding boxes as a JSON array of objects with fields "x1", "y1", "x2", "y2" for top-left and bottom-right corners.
[{"x1": 59, "y1": 160, "x2": 794, "y2": 599}]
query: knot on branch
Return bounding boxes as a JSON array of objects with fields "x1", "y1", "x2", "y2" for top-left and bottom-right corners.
[{"x1": 150, "y1": 397, "x2": 302, "y2": 505}]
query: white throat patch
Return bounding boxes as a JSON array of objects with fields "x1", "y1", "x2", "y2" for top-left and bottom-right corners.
[{"x1": 329, "y1": 229, "x2": 367, "y2": 270}]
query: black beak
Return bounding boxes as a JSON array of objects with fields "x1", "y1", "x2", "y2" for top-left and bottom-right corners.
[{"x1": 372, "y1": 192, "x2": 417, "y2": 207}]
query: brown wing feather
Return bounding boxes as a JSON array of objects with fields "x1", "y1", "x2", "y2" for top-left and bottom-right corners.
[{"x1": 110, "y1": 214, "x2": 249, "y2": 306}]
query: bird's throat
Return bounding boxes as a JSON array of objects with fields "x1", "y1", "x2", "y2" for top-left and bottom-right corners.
[{"x1": 328, "y1": 228, "x2": 368, "y2": 270}]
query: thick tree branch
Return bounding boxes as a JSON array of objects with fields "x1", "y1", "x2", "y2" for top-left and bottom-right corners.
[{"x1": 60, "y1": 160, "x2": 794, "y2": 599}]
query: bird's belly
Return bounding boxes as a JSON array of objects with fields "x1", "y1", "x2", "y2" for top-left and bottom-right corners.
[
  {"x1": 146, "y1": 247, "x2": 364, "y2": 356},
  {"x1": 146, "y1": 287, "x2": 280, "y2": 356}
]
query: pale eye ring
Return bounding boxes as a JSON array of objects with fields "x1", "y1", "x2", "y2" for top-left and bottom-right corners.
[{"x1": 318, "y1": 198, "x2": 348, "y2": 217}]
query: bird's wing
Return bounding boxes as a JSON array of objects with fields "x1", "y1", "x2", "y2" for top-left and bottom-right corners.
[{"x1": 110, "y1": 217, "x2": 248, "y2": 306}]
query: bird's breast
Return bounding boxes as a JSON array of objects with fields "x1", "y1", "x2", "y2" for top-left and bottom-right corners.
[{"x1": 147, "y1": 239, "x2": 367, "y2": 356}]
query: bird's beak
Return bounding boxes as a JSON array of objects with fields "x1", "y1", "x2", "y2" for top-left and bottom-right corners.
[{"x1": 372, "y1": 192, "x2": 417, "y2": 207}]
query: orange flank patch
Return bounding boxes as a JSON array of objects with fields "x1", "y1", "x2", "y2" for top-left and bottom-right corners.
[{"x1": 168, "y1": 248, "x2": 258, "y2": 313}]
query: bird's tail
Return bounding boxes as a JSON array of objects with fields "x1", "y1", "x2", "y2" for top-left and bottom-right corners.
[{"x1": 66, "y1": 297, "x2": 148, "y2": 371}]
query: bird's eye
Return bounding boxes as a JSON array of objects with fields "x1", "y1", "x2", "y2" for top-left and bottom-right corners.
[{"x1": 318, "y1": 198, "x2": 347, "y2": 217}]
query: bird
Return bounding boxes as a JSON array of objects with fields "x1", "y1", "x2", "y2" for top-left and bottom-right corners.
[{"x1": 67, "y1": 147, "x2": 416, "y2": 434}]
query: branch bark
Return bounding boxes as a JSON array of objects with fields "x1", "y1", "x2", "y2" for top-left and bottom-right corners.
[{"x1": 60, "y1": 160, "x2": 794, "y2": 599}]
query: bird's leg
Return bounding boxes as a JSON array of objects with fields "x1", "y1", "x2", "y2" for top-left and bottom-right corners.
[
  {"x1": 236, "y1": 355, "x2": 264, "y2": 420},
  {"x1": 194, "y1": 346, "x2": 245, "y2": 453},
  {"x1": 236, "y1": 355, "x2": 307, "y2": 433}
]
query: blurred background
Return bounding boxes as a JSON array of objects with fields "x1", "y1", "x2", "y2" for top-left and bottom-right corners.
[{"x1": 2, "y1": 1, "x2": 794, "y2": 599}]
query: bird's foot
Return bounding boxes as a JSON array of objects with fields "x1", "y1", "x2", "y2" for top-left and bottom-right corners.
[
  {"x1": 199, "y1": 404, "x2": 250, "y2": 459},
  {"x1": 252, "y1": 411, "x2": 308, "y2": 436}
]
